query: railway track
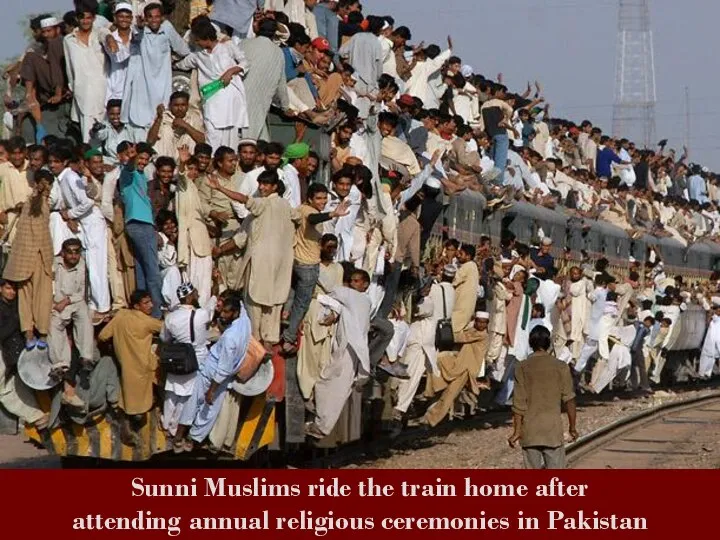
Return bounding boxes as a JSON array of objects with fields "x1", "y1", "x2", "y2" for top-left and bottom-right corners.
[{"x1": 566, "y1": 392, "x2": 720, "y2": 468}]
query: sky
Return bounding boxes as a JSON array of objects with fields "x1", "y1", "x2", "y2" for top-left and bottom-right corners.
[{"x1": 3, "y1": 0, "x2": 718, "y2": 167}]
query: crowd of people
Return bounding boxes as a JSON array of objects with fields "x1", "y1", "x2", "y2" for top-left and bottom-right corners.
[{"x1": 0, "y1": 0, "x2": 719, "y2": 461}]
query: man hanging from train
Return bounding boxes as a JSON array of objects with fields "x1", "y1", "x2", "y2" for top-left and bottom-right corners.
[{"x1": 698, "y1": 297, "x2": 720, "y2": 380}]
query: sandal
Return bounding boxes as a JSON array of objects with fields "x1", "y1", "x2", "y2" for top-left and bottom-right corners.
[
  {"x1": 36, "y1": 339, "x2": 48, "y2": 350},
  {"x1": 25, "y1": 338, "x2": 37, "y2": 351}
]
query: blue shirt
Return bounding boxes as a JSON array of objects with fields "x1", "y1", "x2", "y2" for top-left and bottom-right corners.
[
  {"x1": 282, "y1": 48, "x2": 319, "y2": 99},
  {"x1": 205, "y1": 309, "x2": 252, "y2": 384},
  {"x1": 688, "y1": 174, "x2": 708, "y2": 204},
  {"x1": 596, "y1": 146, "x2": 623, "y2": 178},
  {"x1": 314, "y1": 3, "x2": 340, "y2": 51},
  {"x1": 119, "y1": 166, "x2": 154, "y2": 225}
]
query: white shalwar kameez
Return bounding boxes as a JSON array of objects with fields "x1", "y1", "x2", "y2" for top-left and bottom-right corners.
[
  {"x1": 313, "y1": 286, "x2": 371, "y2": 435},
  {"x1": 175, "y1": 40, "x2": 249, "y2": 152},
  {"x1": 699, "y1": 314, "x2": 720, "y2": 378},
  {"x1": 396, "y1": 296, "x2": 437, "y2": 414},
  {"x1": 101, "y1": 29, "x2": 131, "y2": 102},
  {"x1": 49, "y1": 173, "x2": 79, "y2": 256},
  {"x1": 159, "y1": 299, "x2": 217, "y2": 436},
  {"x1": 576, "y1": 287, "x2": 607, "y2": 374},
  {"x1": 589, "y1": 324, "x2": 634, "y2": 394},
  {"x1": 158, "y1": 233, "x2": 182, "y2": 311},
  {"x1": 64, "y1": 29, "x2": 108, "y2": 142},
  {"x1": 59, "y1": 168, "x2": 110, "y2": 313},
  {"x1": 323, "y1": 185, "x2": 362, "y2": 262}
]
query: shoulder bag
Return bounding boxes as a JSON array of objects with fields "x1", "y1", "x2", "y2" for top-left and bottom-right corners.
[
  {"x1": 159, "y1": 310, "x2": 199, "y2": 375},
  {"x1": 435, "y1": 285, "x2": 455, "y2": 351}
]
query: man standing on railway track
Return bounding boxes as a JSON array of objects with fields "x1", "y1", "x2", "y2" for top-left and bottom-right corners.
[{"x1": 509, "y1": 325, "x2": 578, "y2": 469}]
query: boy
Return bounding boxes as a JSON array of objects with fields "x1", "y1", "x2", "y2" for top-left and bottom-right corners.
[{"x1": 48, "y1": 238, "x2": 92, "y2": 408}]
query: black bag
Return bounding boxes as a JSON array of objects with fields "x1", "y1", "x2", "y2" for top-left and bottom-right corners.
[
  {"x1": 435, "y1": 286, "x2": 454, "y2": 351},
  {"x1": 159, "y1": 310, "x2": 198, "y2": 375}
]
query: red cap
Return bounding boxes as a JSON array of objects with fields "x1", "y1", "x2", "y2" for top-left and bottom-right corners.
[
  {"x1": 312, "y1": 37, "x2": 331, "y2": 52},
  {"x1": 397, "y1": 94, "x2": 415, "y2": 106}
]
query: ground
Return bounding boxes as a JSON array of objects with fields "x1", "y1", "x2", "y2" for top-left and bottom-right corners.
[{"x1": 0, "y1": 386, "x2": 718, "y2": 468}]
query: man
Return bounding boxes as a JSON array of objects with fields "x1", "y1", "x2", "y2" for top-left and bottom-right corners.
[
  {"x1": 281, "y1": 142, "x2": 311, "y2": 209},
  {"x1": 314, "y1": 1, "x2": 341, "y2": 51},
  {"x1": 84, "y1": 147, "x2": 129, "y2": 311},
  {"x1": 486, "y1": 259, "x2": 512, "y2": 367},
  {"x1": 282, "y1": 183, "x2": 349, "y2": 352},
  {"x1": 101, "y1": 2, "x2": 133, "y2": 103},
  {"x1": 451, "y1": 244, "x2": 480, "y2": 336},
  {"x1": 208, "y1": 170, "x2": 295, "y2": 347},
  {"x1": 94, "y1": 100, "x2": 136, "y2": 163},
  {"x1": 175, "y1": 291, "x2": 252, "y2": 448},
  {"x1": 147, "y1": 91, "x2": 205, "y2": 162},
  {"x1": 0, "y1": 279, "x2": 47, "y2": 430},
  {"x1": 210, "y1": 0, "x2": 263, "y2": 38},
  {"x1": 338, "y1": 15, "x2": 385, "y2": 118},
  {"x1": 121, "y1": 2, "x2": 190, "y2": 141},
  {"x1": 160, "y1": 283, "x2": 217, "y2": 444},
  {"x1": 48, "y1": 238, "x2": 92, "y2": 408},
  {"x1": 391, "y1": 26, "x2": 413, "y2": 82},
  {"x1": 57, "y1": 147, "x2": 110, "y2": 319},
  {"x1": 480, "y1": 85, "x2": 515, "y2": 175},
  {"x1": 405, "y1": 38, "x2": 453, "y2": 109},
  {"x1": 197, "y1": 146, "x2": 243, "y2": 289},
  {"x1": 425, "y1": 311, "x2": 489, "y2": 426},
  {"x1": 176, "y1": 147, "x2": 213, "y2": 307},
  {"x1": 509, "y1": 325, "x2": 578, "y2": 469},
  {"x1": 531, "y1": 237, "x2": 555, "y2": 278},
  {"x1": 175, "y1": 16, "x2": 248, "y2": 151},
  {"x1": 324, "y1": 167, "x2": 362, "y2": 262},
  {"x1": 306, "y1": 268, "x2": 372, "y2": 438},
  {"x1": 19, "y1": 16, "x2": 69, "y2": 142},
  {"x1": 147, "y1": 156, "x2": 177, "y2": 218},
  {"x1": 0, "y1": 137, "x2": 34, "y2": 246},
  {"x1": 239, "y1": 19, "x2": 291, "y2": 140},
  {"x1": 596, "y1": 136, "x2": 629, "y2": 179},
  {"x1": 119, "y1": 142, "x2": 163, "y2": 318},
  {"x1": 98, "y1": 289, "x2": 163, "y2": 444},
  {"x1": 698, "y1": 297, "x2": 720, "y2": 379},
  {"x1": 63, "y1": 5, "x2": 107, "y2": 143}
]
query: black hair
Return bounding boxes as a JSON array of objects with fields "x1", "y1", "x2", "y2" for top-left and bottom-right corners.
[
  {"x1": 606, "y1": 291, "x2": 619, "y2": 302},
  {"x1": 448, "y1": 55, "x2": 462, "y2": 65},
  {"x1": 27, "y1": 144, "x2": 48, "y2": 161},
  {"x1": 135, "y1": 142, "x2": 155, "y2": 156},
  {"x1": 169, "y1": 90, "x2": 190, "y2": 103},
  {"x1": 307, "y1": 182, "x2": 329, "y2": 199},
  {"x1": 155, "y1": 155, "x2": 176, "y2": 170},
  {"x1": 532, "y1": 303, "x2": 546, "y2": 318},
  {"x1": 257, "y1": 170, "x2": 280, "y2": 185},
  {"x1": 351, "y1": 268, "x2": 371, "y2": 284},
  {"x1": 264, "y1": 142, "x2": 285, "y2": 156},
  {"x1": 34, "y1": 169, "x2": 54, "y2": 185},
  {"x1": 30, "y1": 14, "x2": 51, "y2": 31},
  {"x1": 156, "y1": 210, "x2": 178, "y2": 228},
  {"x1": 143, "y1": 2, "x2": 163, "y2": 17},
  {"x1": 213, "y1": 146, "x2": 235, "y2": 164},
  {"x1": 48, "y1": 145, "x2": 73, "y2": 162},
  {"x1": 106, "y1": 98, "x2": 122, "y2": 110},
  {"x1": 190, "y1": 15, "x2": 217, "y2": 41},
  {"x1": 629, "y1": 271, "x2": 640, "y2": 282},
  {"x1": 62, "y1": 238, "x2": 82, "y2": 251},
  {"x1": 7, "y1": 136, "x2": 26, "y2": 152},
  {"x1": 130, "y1": 289, "x2": 151, "y2": 307},
  {"x1": 116, "y1": 140, "x2": 134, "y2": 155},
  {"x1": 460, "y1": 244, "x2": 476, "y2": 259},
  {"x1": 393, "y1": 26, "x2": 411, "y2": 40},
  {"x1": 194, "y1": 143, "x2": 213, "y2": 157},
  {"x1": 424, "y1": 44, "x2": 441, "y2": 59},
  {"x1": 332, "y1": 166, "x2": 354, "y2": 184},
  {"x1": 378, "y1": 111, "x2": 399, "y2": 128},
  {"x1": 321, "y1": 233, "x2": 338, "y2": 245},
  {"x1": 529, "y1": 325, "x2": 551, "y2": 352},
  {"x1": 223, "y1": 292, "x2": 243, "y2": 313},
  {"x1": 444, "y1": 238, "x2": 460, "y2": 249}
]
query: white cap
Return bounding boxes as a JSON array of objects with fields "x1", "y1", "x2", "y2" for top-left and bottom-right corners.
[
  {"x1": 381, "y1": 20, "x2": 391, "y2": 31},
  {"x1": 639, "y1": 310, "x2": 653, "y2": 321},
  {"x1": 425, "y1": 177, "x2": 442, "y2": 189},
  {"x1": 475, "y1": 311, "x2": 490, "y2": 320},
  {"x1": 461, "y1": 65, "x2": 473, "y2": 78},
  {"x1": 500, "y1": 257, "x2": 513, "y2": 264},
  {"x1": 541, "y1": 237, "x2": 552, "y2": 246},
  {"x1": 712, "y1": 296, "x2": 720, "y2": 307},
  {"x1": 40, "y1": 16, "x2": 60, "y2": 29},
  {"x1": 114, "y1": 2, "x2": 134, "y2": 13},
  {"x1": 629, "y1": 256, "x2": 637, "y2": 263}
]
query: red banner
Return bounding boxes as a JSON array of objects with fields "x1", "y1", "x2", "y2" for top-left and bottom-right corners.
[{"x1": 1, "y1": 470, "x2": 712, "y2": 537}]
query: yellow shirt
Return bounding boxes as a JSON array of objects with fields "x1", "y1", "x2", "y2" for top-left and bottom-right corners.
[{"x1": 294, "y1": 203, "x2": 323, "y2": 265}]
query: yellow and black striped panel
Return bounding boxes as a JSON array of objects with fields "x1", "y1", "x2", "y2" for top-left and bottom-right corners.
[{"x1": 24, "y1": 392, "x2": 275, "y2": 462}]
